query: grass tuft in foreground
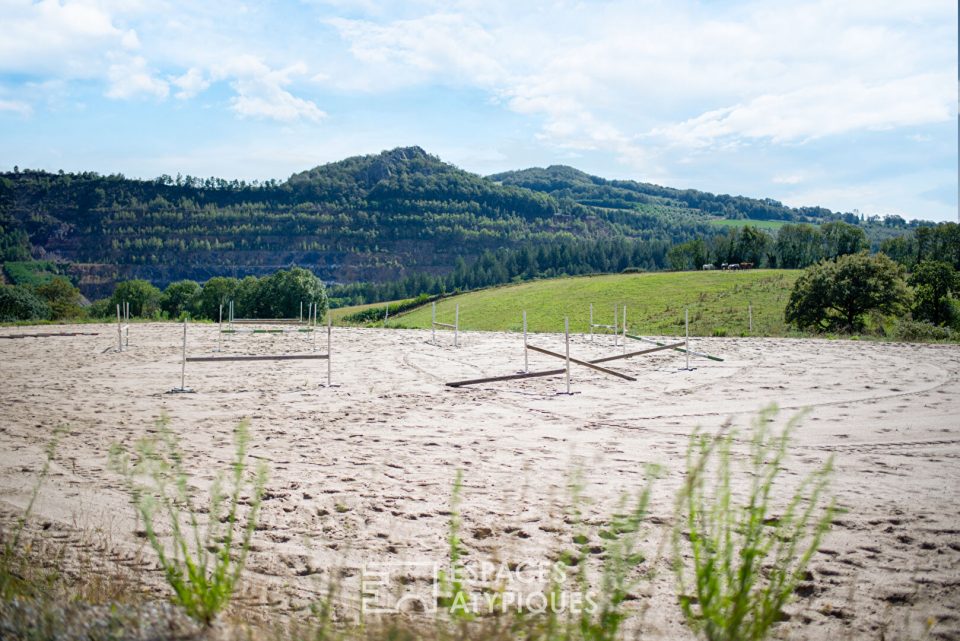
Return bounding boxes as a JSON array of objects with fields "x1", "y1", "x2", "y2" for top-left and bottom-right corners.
[
  {"x1": 109, "y1": 417, "x2": 267, "y2": 625},
  {"x1": 673, "y1": 406, "x2": 834, "y2": 641},
  {"x1": 0, "y1": 430, "x2": 60, "y2": 600}
]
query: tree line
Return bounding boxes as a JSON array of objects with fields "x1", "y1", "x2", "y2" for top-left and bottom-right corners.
[{"x1": 0, "y1": 267, "x2": 327, "y2": 323}]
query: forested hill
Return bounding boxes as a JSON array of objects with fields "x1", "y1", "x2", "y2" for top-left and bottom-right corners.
[
  {"x1": 0, "y1": 146, "x2": 914, "y2": 298},
  {"x1": 489, "y1": 165, "x2": 840, "y2": 222}
]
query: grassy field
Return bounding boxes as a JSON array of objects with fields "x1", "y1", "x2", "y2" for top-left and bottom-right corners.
[
  {"x1": 329, "y1": 297, "x2": 416, "y2": 324},
  {"x1": 2, "y1": 261, "x2": 64, "y2": 286},
  {"x1": 708, "y1": 218, "x2": 795, "y2": 230},
  {"x1": 386, "y1": 270, "x2": 802, "y2": 337}
]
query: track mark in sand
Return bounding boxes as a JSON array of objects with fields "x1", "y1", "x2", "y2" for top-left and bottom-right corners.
[
  {"x1": 402, "y1": 351, "x2": 481, "y2": 383},
  {"x1": 797, "y1": 438, "x2": 960, "y2": 453},
  {"x1": 623, "y1": 369, "x2": 959, "y2": 422}
]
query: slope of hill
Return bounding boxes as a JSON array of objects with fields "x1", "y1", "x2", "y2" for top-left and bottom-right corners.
[
  {"x1": 385, "y1": 269, "x2": 800, "y2": 337},
  {"x1": 489, "y1": 165, "x2": 841, "y2": 222},
  {"x1": 0, "y1": 147, "x2": 910, "y2": 299}
]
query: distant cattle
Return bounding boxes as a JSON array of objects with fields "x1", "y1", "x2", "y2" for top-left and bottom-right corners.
[
  {"x1": 702, "y1": 264, "x2": 716, "y2": 270},
  {"x1": 740, "y1": 262, "x2": 754, "y2": 270},
  {"x1": 724, "y1": 263, "x2": 740, "y2": 270}
]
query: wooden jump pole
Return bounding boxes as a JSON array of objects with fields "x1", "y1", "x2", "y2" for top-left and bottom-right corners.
[
  {"x1": 624, "y1": 334, "x2": 724, "y2": 362},
  {"x1": 590, "y1": 342, "x2": 685, "y2": 363},
  {"x1": 447, "y1": 341, "x2": 683, "y2": 387},
  {"x1": 527, "y1": 344, "x2": 636, "y2": 381},
  {"x1": 449, "y1": 367, "x2": 567, "y2": 386},
  {"x1": 564, "y1": 317, "x2": 571, "y2": 394},
  {"x1": 186, "y1": 353, "x2": 329, "y2": 362},
  {"x1": 523, "y1": 310, "x2": 528, "y2": 373}
]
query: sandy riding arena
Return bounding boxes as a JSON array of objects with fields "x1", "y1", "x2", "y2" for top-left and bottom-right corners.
[{"x1": 1, "y1": 323, "x2": 958, "y2": 639}]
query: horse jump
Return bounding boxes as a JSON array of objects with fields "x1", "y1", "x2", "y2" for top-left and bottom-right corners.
[
  {"x1": 431, "y1": 302, "x2": 459, "y2": 347},
  {"x1": 172, "y1": 315, "x2": 333, "y2": 392}
]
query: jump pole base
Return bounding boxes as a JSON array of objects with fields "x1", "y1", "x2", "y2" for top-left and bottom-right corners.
[{"x1": 166, "y1": 387, "x2": 196, "y2": 394}]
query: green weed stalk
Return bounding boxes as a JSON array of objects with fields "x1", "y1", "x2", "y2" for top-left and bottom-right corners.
[
  {"x1": 673, "y1": 406, "x2": 834, "y2": 641},
  {"x1": 0, "y1": 430, "x2": 60, "y2": 600},
  {"x1": 109, "y1": 417, "x2": 267, "y2": 625}
]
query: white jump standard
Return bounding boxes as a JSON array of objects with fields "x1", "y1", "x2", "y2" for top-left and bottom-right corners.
[
  {"x1": 623, "y1": 306, "x2": 725, "y2": 364},
  {"x1": 171, "y1": 315, "x2": 334, "y2": 392},
  {"x1": 431, "y1": 302, "x2": 460, "y2": 347},
  {"x1": 115, "y1": 301, "x2": 130, "y2": 352},
  {"x1": 589, "y1": 303, "x2": 622, "y2": 346}
]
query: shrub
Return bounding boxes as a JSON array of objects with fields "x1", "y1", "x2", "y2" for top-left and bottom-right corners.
[
  {"x1": 785, "y1": 252, "x2": 911, "y2": 332},
  {"x1": 160, "y1": 280, "x2": 202, "y2": 319},
  {"x1": 893, "y1": 318, "x2": 955, "y2": 342},
  {"x1": 35, "y1": 276, "x2": 83, "y2": 320},
  {"x1": 110, "y1": 279, "x2": 162, "y2": 318},
  {"x1": 0, "y1": 284, "x2": 50, "y2": 322},
  {"x1": 109, "y1": 418, "x2": 267, "y2": 625},
  {"x1": 909, "y1": 260, "x2": 958, "y2": 327},
  {"x1": 85, "y1": 298, "x2": 114, "y2": 319},
  {"x1": 343, "y1": 293, "x2": 436, "y2": 324},
  {"x1": 674, "y1": 407, "x2": 834, "y2": 641},
  {"x1": 194, "y1": 276, "x2": 238, "y2": 320},
  {"x1": 253, "y1": 267, "x2": 327, "y2": 319}
]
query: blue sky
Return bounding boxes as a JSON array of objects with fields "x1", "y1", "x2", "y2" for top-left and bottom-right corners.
[{"x1": 1, "y1": 0, "x2": 957, "y2": 221}]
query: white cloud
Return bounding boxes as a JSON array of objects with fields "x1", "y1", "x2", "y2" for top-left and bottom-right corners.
[
  {"x1": 0, "y1": 99, "x2": 33, "y2": 117},
  {"x1": 218, "y1": 56, "x2": 326, "y2": 122},
  {"x1": 326, "y1": 0, "x2": 957, "y2": 170},
  {"x1": 171, "y1": 68, "x2": 209, "y2": 100},
  {"x1": 652, "y1": 74, "x2": 955, "y2": 148},
  {"x1": 106, "y1": 55, "x2": 169, "y2": 99},
  {"x1": 0, "y1": 0, "x2": 125, "y2": 76},
  {"x1": 773, "y1": 173, "x2": 805, "y2": 185}
]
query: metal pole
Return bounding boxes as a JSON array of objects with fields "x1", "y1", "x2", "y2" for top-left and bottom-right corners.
[
  {"x1": 385, "y1": 305, "x2": 389, "y2": 324},
  {"x1": 432, "y1": 302, "x2": 436, "y2": 344},
  {"x1": 622, "y1": 305, "x2": 627, "y2": 354},
  {"x1": 181, "y1": 320, "x2": 187, "y2": 391},
  {"x1": 300, "y1": 301, "x2": 303, "y2": 323},
  {"x1": 613, "y1": 303, "x2": 618, "y2": 347},
  {"x1": 313, "y1": 305, "x2": 317, "y2": 351},
  {"x1": 218, "y1": 304, "x2": 222, "y2": 352},
  {"x1": 327, "y1": 312, "x2": 332, "y2": 386},
  {"x1": 685, "y1": 308, "x2": 690, "y2": 371},
  {"x1": 523, "y1": 310, "x2": 528, "y2": 373},
  {"x1": 589, "y1": 304, "x2": 593, "y2": 341},
  {"x1": 454, "y1": 304, "x2": 459, "y2": 348},
  {"x1": 124, "y1": 301, "x2": 130, "y2": 347},
  {"x1": 116, "y1": 304, "x2": 122, "y2": 352},
  {"x1": 564, "y1": 317, "x2": 571, "y2": 394}
]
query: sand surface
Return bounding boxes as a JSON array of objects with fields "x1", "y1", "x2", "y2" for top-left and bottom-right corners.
[{"x1": 1, "y1": 323, "x2": 958, "y2": 639}]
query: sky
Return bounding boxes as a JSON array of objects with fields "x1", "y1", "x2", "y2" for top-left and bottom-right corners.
[{"x1": 1, "y1": 0, "x2": 957, "y2": 222}]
